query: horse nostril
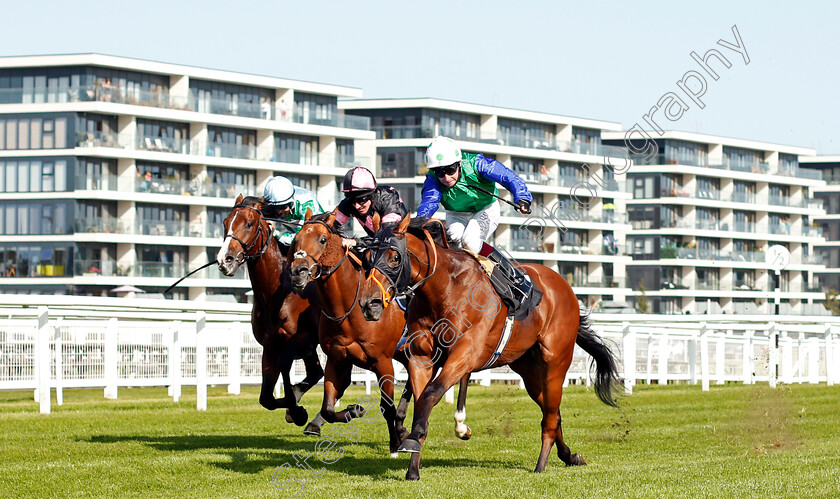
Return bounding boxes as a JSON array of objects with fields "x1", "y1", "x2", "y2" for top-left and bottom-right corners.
[{"x1": 224, "y1": 255, "x2": 234, "y2": 263}]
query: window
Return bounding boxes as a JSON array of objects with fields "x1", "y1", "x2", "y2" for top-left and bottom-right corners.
[
  {"x1": 274, "y1": 133, "x2": 318, "y2": 165},
  {"x1": 207, "y1": 126, "x2": 256, "y2": 160},
  {"x1": 572, "y1": 127, "x2": 602, "y2": 155},
  {"x1": 423, "y1": 110, "x2": 481, "y2": 140},
  {"x1": 0, "y1": 159, "x2": 69, "y2": 192},
  {"x1": 190, "y1": 79, "x2": 272, "y2": 119},
  {"x1": 696, "y1": 177, "x2": 720, "y2": 199},
  {"x1": 285, "y1": 173, "x2": 318, "y2": 193},
  {"x1": 733, "y1": 181, "x2": 755, "y2": 203},
  {"x1": 0, "y1": 201, "x2": 70, "y2": 235},
  {"x1": 75, "y1": 158, "x2": 115, "y2": 191},
  {"x1": 136, "y1": 203, "x2": 188, "y2": 236},
  {"x1": 207, "y1": 167, "x2": 256, "y2": 198},
  {"x1": 498, "y1": 118, "x2": 554, "y2": 148},
  {"x1": 0, "y1": 244, "x2": 71, "y2": 277},
  {"x1": 723, "y1": 146, "x2": 763, "y2": 172},
  {"x1": 294, "y1": 92, "x2": 338, "y2": 126},
  {"x1": 511, "y1": 157, "x2": 542, "y2": 183},
  {"x1": 664, "y1": 140, "x2": 707, "y2": 166},
  {"x1": 632, "y1": 176, "x2": 655, "y2": 199},
  {"x1": 336, "y1": 139, "x2": 355, "y2": 168},
  {"x1": 136, "y1": 119, "x2": 190, "y2": 153},
  {"x1": 0, "y1": 115, "x2": 68, "y2": 149},
  {"x1": 379, "y1": 147, "x2": 425, "y2": 178},
  {"x1": 135, "y1": 245, "x2": 188, "y2": 278}
]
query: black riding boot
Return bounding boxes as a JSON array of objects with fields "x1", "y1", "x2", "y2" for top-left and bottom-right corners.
[{"x1": 486, "y1": 248, "x2": 533, "y2": 299}]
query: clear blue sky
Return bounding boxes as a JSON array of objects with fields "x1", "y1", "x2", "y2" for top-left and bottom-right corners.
[{"x1": 2, "y1": 0, "x2": 838, "y2": 153}]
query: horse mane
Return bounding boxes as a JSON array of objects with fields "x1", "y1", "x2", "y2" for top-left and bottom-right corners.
[
  {"x1": 404, "y1": 217, "x2": 449, "y2": 248},
  {"x1": 238, "y1": 196, "x2": 264, "y2": 208}
]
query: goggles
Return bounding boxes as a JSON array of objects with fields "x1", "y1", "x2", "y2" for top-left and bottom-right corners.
[
  {"x1": 434, "y1": 164, "x2": 459, "y2": 178},
  {"x1": 351, "y1": 193, "x2": 373, "y2": 205}
]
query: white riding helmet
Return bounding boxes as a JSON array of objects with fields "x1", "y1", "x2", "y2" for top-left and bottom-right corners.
[
  {"x1": 263, "y1": 176, "x2": 295, "y2": 205},
  {"x1": 425, "y1": 136, "x2": 462, "y2": 169}
]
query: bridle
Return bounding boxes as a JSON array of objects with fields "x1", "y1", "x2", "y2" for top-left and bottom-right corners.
[
  {"x1": 224, "y1": 204, "x2": 271, "y2": 265},
  {"x1": 368, "y1": 226, "x2": 438, "y2": 307},
  {"x1": 291, "y1": 218, "x2": 364, "y2": 322}
]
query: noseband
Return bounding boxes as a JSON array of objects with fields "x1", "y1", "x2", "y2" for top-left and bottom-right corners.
[{"x1": 224, "y1": 205, "x2": 271, "y2": 265}]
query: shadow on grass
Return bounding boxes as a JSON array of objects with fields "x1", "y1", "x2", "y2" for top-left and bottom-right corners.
[{"x1": 86, "y1": 433, "x2": 516, "y2": 477}]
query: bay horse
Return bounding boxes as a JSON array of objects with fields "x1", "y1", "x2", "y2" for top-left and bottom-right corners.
[
  {"x1": 287, "y1": 209, "x2": 472, "y2": 456},
  {"x1": 216, "y1": 195, "x2": 325, "y2": 428},
  {"x1": 359, "y1": 214, "x2": 620, "y2": 480}
]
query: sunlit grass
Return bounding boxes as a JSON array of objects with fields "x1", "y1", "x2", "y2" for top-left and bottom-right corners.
[{"x1": 1, "y1": 382, "x2": 838, "y2": 498}]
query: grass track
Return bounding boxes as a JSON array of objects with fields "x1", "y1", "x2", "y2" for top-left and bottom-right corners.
[{"x1": 1, "y1": 382, "x2": 839, "y2": 498}]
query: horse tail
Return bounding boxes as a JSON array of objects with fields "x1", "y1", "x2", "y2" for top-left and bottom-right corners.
[{"x1": 576, "y1": 312, "x2": 621, "y2": 408}]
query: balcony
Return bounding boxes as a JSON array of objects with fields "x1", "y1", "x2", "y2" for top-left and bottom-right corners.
[
  {"x1": 74, "y1": 217, "x2": 127, "y2": 234},
  {"x1": 695, "y1": 279, "x2": 720, "y2": 290},
  {"x1": 510, "y1": 239, "x2": 544, "y2": 252},
  {"x1": 731, "y1": 192, "x2": 756, "y2": 204},
  {"x1": 695, "y1": 190, "x2": 721, "y2": 201},
  {"x1": 75, "y1": 174, "x2": 117, "y2": 191},
  {"x1": 583, "y1": 276, "x2": 627, "y2": 288},
  {"x1": 733, "y1": 222, "x2": 756, "y2": 233},
  {"x1": 135, "y1": 176, "x2": 194, "y2": 196},
  {"x1": 74, "y1": 259, "x2": 117, "y2": 277},
  {"x1": 660, "y1": 188, "x2": 691, "y2": 198},
  {"x1": 768, "y1": 195, "x2": 791, "y2": 207},
  {"x1": 733, "y1": 280, "x2": 760, "y2": 291},
  {"x1": 695, "y1": 220, "x2": 722, "y2": 231},
  {"x1": 134, "y1": 261, "x2": 188, "y2": 279},
  {"x1": 75, "y1": 131, "x2": 124, "y2": 149},
  {"x1": 136, "y1": 220, "x2": 191, "y2": 237},
  {"x1": 136, "y1": 136, "x2": 191, "y2": 154},
  {"x1": 0, "y1": 85, "x2": 190, "y2": 109}
]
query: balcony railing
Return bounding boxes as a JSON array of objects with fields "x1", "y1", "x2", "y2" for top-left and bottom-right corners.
[
  {"x1": 75, "y1": 174, "x2": 117, "y2": 191},
  {"x1": 731, "y1": 192, "x2": 756, "y2": 203},
  {"x1": 768, "y1": 195, "x2": 791, "y2": 207},
  {"x1": 136, "y1": 136, "x2": 191, "y2": 154},
  {"x1": 0, "y1": 85, "x2": 190, "y2": 109},
  {"x1": 74, "y1": 259, "x2": 118, "y2": 277},
  {"x1": 136, "y1": 220, "x2": 191, "y2": 237},
  {"x1": 75, "y1": 131, "x2": 124, "y2": 148},
  {"x1": 733, "y1": 222, "x2": 756, "y2": 233},
  {"x1": 74, "y1": 217, "x2": 127, "y2": 234},
  {"x1": 695, "y1": 190, "x2": 721, "y2": 200},
  {"x1": 696, "y1": 279, "x2": 720, "y2": 290},
  {"x1": 583, "y1": 277, "x2": 627, "y2": 288},
  {"x1": 134, "y1": 261, "x2": 188, "y2": 279},
  {"x1": 135, "y1": 177, "x2": 194, "y2": 195}
]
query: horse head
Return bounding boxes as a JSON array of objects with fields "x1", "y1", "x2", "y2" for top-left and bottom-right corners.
[
  {"x1": 216, "y1": 194, "x2": 270, "y2": 276},
  {"x1": 360, "y1": 214, "x2": 416, "y2": 321},
  {"x1": 288, "y1": 208, "x2": 343, "y2": 291}
]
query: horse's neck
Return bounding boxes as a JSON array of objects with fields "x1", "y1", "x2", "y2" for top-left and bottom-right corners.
[
  {"x1": 409, "y1": 238, "x2": 464, "y2": 301},
  {"x1": 247, "y1": 237, "x2": 286, "y2": 303},
  {"x1": 317, "y1": 256, "x2": 358, "y2": 311}
]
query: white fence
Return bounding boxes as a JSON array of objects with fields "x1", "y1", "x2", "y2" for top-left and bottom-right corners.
[{"x1": 1, "y1": 296, "x2": 838, "y2": 414}]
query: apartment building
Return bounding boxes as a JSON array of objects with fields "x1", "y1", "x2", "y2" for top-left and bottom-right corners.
[
  {"x1": 341, "y1": 98, "x2": 634, "y2": 308},
  {"x1": 0, "y1": 54, "x2": 374, "y2": 301},
  {"x1": 800, "y1": 156, "x2": 840, "y2": 294},
  {"x1": 602, "y1": 131, "x2": 826, "y2": 314}
]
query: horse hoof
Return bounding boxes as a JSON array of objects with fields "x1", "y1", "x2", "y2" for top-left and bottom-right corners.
[
  {"x1": 390, "y1": 452, "x2": 399, "y2": 459},
  {"x1": 405, "y1": 471, "x2": 420, "y2": 481},
  {"x1": 568, "y1": 453, "x2": 587, "y2": 466},
  {"x1": 284, "y1": 410, "x2": 294, "y2": 424},
  {"x1": 459, "y1": 427, "x2": 472, "y2": 441},
  {"x1": 303, "y1": 424, "x2": 321, "y2": 437},
  {"x1": 346, "y1": 404, "x2": 366, "y2": 418},
  {"x1": 288, "y1": 406, "x2": 309, "y2": 427},
  {"x1": 397, "y1": 429, "x2": 409, "y2": 443},
  {"x1": 397, "y1": 438, "x2": 422, "y2": 453}
]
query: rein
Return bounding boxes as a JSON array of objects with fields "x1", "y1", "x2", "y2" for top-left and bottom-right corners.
[
  {"x1": 293, "y1": 219, "x2": 364, "y2": 322},
  {"x1": 164, "y1": 204, "x2": 270, "y2": 294}
]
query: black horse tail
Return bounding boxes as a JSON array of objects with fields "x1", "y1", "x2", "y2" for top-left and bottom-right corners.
[{"x1": 576, "y1": 313, "x2": 621, "y2": 408}]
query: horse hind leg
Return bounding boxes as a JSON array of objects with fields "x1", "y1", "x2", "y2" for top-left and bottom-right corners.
[
  {"x1": 453, "y1": 374, "x2": 472, "y2": 440},
  {"x1": 555, "y1": 413, "x2": 586, "y2": 466}
]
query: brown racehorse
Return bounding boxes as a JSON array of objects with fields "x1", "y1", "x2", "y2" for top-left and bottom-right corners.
[
  {"x1": 359, "y1": 214, "x2": 620, "y2": 480},
  {"x1": 216, "y1": 195, "x2": 325, "y2": 428},
  {"x1": 288, "y1": 209, "x2": 472, "y2": 456}
]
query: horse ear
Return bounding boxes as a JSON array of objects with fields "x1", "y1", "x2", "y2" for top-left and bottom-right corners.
[
  {"x1": 234, "y1": 194, "x2": 244, "y2": 206},
  {"x1": 304, "y1": 208, "x2": 313, "y2": 221},
  {"x1": 325, "y1": 208, "x2": 337, "y2": 227},
  {"x1": 397, "y1": 213, "x2": 411, "y2": 233},
  {"x1": 372, "y1": 212, "x2": 381, "y2": 232}
]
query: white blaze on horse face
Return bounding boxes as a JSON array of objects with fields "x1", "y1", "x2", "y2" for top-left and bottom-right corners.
[{"x1": 216, "y1": 212, "x2": 237, "y2": 264}]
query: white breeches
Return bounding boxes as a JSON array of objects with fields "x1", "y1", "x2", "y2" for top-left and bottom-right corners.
[{"x1": 445, "y1": 201, "x2": 500, "y2": 253}]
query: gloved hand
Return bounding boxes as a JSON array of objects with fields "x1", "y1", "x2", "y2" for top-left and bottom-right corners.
[{"x1": 515, "y1": 199, "x2": 532, "y2": 214}]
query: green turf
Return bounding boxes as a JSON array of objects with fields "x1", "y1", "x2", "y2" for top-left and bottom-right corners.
[{"x1": 1, "y1": 382, "x2": 838, "y2": 498}]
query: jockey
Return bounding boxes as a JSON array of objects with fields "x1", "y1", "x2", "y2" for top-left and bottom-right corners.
[
  {"x1": 262, "y1": 176, "x2": 324, "y2": 246},
  {"x1": 336, "y1": 166, "x2": 408, "y2": 248},
  {"x1": 417, "y1": 136, "x2": 534, "y2": 298}
]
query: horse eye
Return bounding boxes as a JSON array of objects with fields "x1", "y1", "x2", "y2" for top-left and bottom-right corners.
[
  {"x1": 320, "y1": 236, "x2": 327, "y2": 245},
  {"x1": 246, "y1": 222, "x2": 254, "y2": 228},
  {"x1": 391, "y1": 253, "x2": 401, "y2": 263}
]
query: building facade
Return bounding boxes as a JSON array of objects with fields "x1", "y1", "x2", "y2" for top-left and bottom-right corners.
[
  {"x1": 603, "y1": 131, "x2": 826, "y2": 315},
  {"x1": 341, "y1": 98, "x2": 634, "y2": 308},
  {"x1": 0, "y1": 54, "x2": 374, "y2": 301},
  {"x1": 800, "y1": 156, "x2": 840, "y2": 295}
]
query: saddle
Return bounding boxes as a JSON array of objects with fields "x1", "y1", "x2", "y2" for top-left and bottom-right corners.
[{"x1": 462, "y1": 249, "x2": 543, "y2": 321}]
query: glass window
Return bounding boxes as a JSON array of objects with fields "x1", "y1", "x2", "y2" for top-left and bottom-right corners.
[{"x1": 274, "y1": 133, "x2": 318, "y2": 165}]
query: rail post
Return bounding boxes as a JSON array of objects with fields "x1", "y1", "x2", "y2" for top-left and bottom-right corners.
[
  {"x1": 228, "y1": 322, "x2": 241, "y2": 395},
  {"x1": 699, "y1": 322, "x2": 709, "y2": 391},
  {"x1": 37, "y1": 307, "x2": 51, "y2": 414},
  {"x1": 104, "y1": 317, "x2": 119, "y2": 400},
  {"x1": 196, "y1": 311, "x2": 207, "y2": 411},
  {"x1": 622, "y1": 321, "x2": 635, "y2": 394}
]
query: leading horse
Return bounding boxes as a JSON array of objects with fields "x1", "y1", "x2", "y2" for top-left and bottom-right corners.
[
  {"x1": 288, "y1": 209, "x2": 472, "y2": 457},
  {"x1": 216, "y1": 195, "x2": 325, "y2": 428},
  {"x1": 359, "y1": 214, "x2": 621, "y2": 480}
]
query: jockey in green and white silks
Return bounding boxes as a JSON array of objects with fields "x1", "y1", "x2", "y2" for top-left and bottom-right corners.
[
  {"x1": 418, "y1": 136, "x2": 535, "y2": 301},
  {"x1": 263, "y1": 176, "x2": 324, "y2": 246}
]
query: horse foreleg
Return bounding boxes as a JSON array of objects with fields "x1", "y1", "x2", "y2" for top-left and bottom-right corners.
[
  {"x1": 399, "y1": 361, "x2": 435, "y2": 480},
  {"x1": 453, "y1": 374, "x2": 472, "y2": 440},
  {"x1": 279, "y1": 361, "x2": 309, "y2": 426},
  {"x1": 294, "y1": 350, "x2": 324, "y2": 399},
  {"x1": 394, "y1": 382, "x2": 412, "y2": 443},
  {"x1": 371, "y1": 363, "x2": 402, "y2": 457},
  {"x1": 318, "y1": 359, "x2": 364, "y2": 425}
]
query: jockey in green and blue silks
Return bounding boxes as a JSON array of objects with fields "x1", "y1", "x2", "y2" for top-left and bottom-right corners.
[
  {"x1": 417, "y1": 136, "x2": 534, "y2": 299},
  {"x1": 263, "y1": 176, "x2": 324, "y2": 246}
]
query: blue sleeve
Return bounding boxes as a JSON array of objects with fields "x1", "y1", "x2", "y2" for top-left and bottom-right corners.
[
  {"x1": 475, "y1": 154, "x2": 533, "y2": 203},
  {"x1": 416, "y1": 174, "x2": 443, "y2": 218}
]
